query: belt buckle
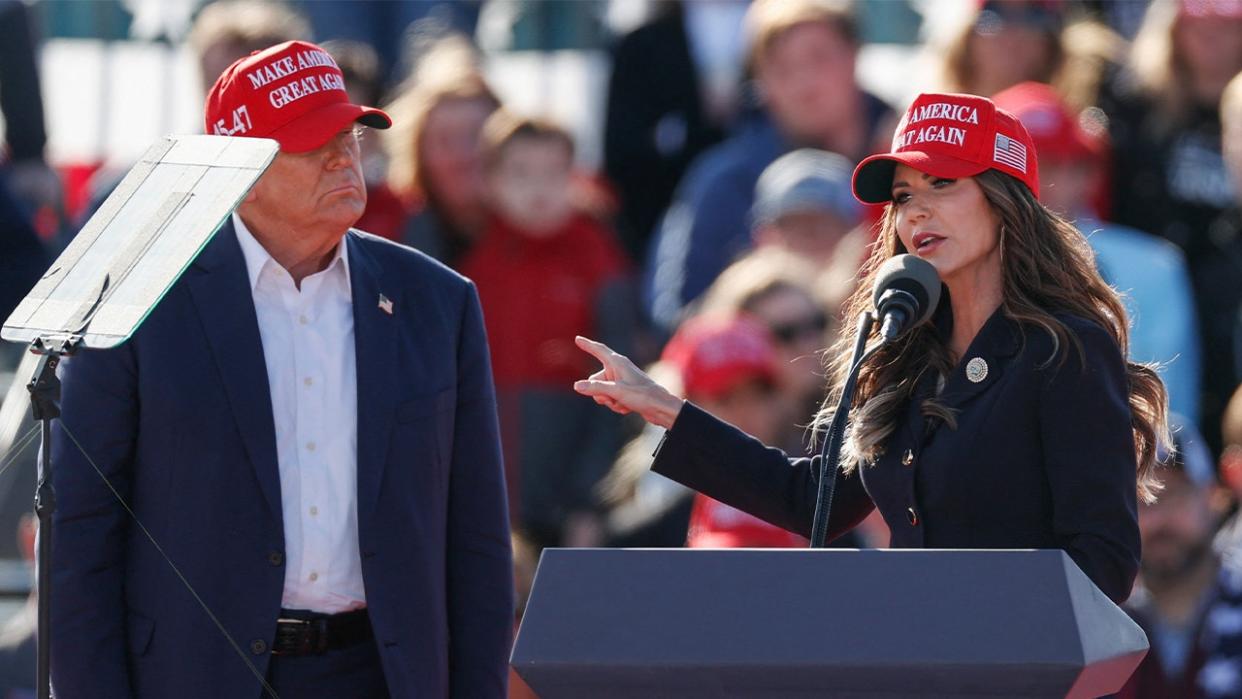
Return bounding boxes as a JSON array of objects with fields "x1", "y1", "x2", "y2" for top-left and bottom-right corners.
[{"x1": 274, "y1": 617, "x2": 326, "y2": 656}]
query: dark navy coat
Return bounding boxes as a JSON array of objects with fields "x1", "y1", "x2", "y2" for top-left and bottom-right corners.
[
  {"x1": 652, "y1": 308, "x2": 1141, "y2": 603},
  {"x1": 49, "y1": 221, "x2": 513, "y2": 698}
]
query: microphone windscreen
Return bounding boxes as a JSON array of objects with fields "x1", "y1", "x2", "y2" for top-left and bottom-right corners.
[{"x1": 871, "y1": 254, "x2": 942, "y2": 326}]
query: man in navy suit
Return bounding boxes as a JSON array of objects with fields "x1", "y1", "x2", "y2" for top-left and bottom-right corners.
[{"x1": 49, "y1": 40, "x2": 513, "y2": 698}]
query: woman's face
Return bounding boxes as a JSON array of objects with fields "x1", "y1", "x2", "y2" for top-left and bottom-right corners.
[
  {"x1": 418, "y1": 97, "x2": 496, "y2": 211},
  {"x1": 965, "y1": 2, "x2": 1058, "y2": 96},
  {"x1": 746, "y1": 287, "x2": 828, "y2": 401},
  {"x1": 891, "y1": 163, "x2": 1002, "y2": 285}
]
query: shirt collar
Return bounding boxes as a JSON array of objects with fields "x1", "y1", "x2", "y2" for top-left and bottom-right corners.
[{"x1": 232, "y1": 212, "x2": 352, "y2": 293}]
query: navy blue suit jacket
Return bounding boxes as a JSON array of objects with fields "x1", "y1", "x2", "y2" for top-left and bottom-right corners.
[{"x1": 49, "y1": 221, "x2": 513, "y2": 698}]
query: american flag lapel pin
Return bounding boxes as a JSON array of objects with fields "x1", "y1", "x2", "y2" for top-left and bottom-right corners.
[{"x1": 378, "y1": 293, "x2": 394, "y2": 315}]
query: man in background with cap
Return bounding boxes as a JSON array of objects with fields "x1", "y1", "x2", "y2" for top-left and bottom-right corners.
[
  {"x1": 750, "y1": 148, "x2": 862, "y2": 266},
  {"x1": 1121, "y1": 416, "x2": 1241, "y2": 699},
  {"x1": 50, "y1": 40, "x2": 512, "y2": 699}
]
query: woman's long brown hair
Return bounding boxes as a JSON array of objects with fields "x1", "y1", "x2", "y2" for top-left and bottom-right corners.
[{"x1": 815, "y1": 170, "x2": 1168, "y2": 503}]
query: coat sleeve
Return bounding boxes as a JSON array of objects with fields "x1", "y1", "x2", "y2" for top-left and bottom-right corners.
[
  {"x1": 1039, "y1": 319, "x2": 1141, "y2": 604},
  {"x1": 651, "y1": 402, "x2": 874, "y2": 542},
  {"x1": 446, "y1": 281, "x2": 515, "y2": 697},
  {"x1": 50, "y1": 343, "x2": 139, "y2": 698}
]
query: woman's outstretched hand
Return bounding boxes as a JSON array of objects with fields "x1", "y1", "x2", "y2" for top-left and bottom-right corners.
[{"x1": 573, "y1": 336, "x2": 685, "y2": 430}]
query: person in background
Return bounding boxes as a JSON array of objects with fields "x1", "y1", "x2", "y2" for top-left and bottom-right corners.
[
  {"x1": 603, "y1": 0, "x2": 748, "y2": 262},
  {"x1": 1195, "y1": 71, "x2": 1242, "y2": 460},
  {"x1": 187, "y1": 0, "x2": 313, "y2": 96},
  {"x1": 749, "y1": 148, "x2": 863, "y2": 267},
  {"x1": 1121, "y1": 417, "x2": 1241, "y2": 699},
  {"x1": 460, "y1": 112, "x2": 628, "y2": 549},
  {"x1": 933, "y1": 0, "x2": 1126, "y2": 113},
  {"x1": 644, "y1": 0, "x2": 894, "y2": 332},
  {"x1": 0, "y1": 0, "x2": 62, "y2": 243},
  {"x1": 0, "y1": 169, "x2": 48, "y2": 339},
  {"x1": 993, "y1": 80, "x2": 1202, "y2": 429},
  {"x1": 594, "y1": 359, "x2": 696, "y2": 548},
  {"x1": 80, "y1": 0, "x2": 313, "y2": 229},
  {"x1": 382, "y1": 33, "x2": 500, "y2": 267},
  {"x1": 663, "y1": 315, "x2": 808, "y2": 549},
  {"x1": 323, "y1": 39, "x2": 406, "y2": 242},
  {"x1": 1104, "y1": 0, "x2": 1242, "y2": 265},
  {"x1": 696, "y1": 249, "x2": 839, "y2": 455}
]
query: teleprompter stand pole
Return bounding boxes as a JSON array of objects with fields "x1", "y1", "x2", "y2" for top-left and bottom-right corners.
[{"x1": 27, "y1": 336, "x2": 80, "y2": 699}]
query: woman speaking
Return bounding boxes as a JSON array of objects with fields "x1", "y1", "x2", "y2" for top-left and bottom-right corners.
[{"x1": 574, "y1": 92, "x2": 1169, "y2": 604}]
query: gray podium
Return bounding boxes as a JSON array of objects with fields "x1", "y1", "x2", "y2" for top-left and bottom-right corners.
[{"x1": 510, "y1": 549, "x2": 1148, "y2": 698}]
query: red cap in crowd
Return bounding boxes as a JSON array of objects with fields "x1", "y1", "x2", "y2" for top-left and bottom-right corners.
[
  {"x1": 661, "y1": 315, "x2": 779, "y2": 400},
  {"x1": 991, "y1": 82, "x2": 1103, "y2": 163},
  {"x1": 852, "y1": 92, "x2": 1040, "y2": 204},
  {"x1": 1180, "y1": 0, "x2": 1242, "y2": 19},
  {"x1": 204, "y1": 40, "x2": 391, "y2": 153}
]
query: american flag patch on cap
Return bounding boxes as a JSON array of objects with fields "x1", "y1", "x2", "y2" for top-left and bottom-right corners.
[{"x1": 993, "y1": 133, "x2": 1028, "y2": 173}]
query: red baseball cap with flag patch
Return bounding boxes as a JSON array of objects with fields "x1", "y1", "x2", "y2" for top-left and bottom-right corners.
[
  {"x1": 852, "y1": 92, "x2": 1039, "y2": 204},
  {"x1": 204, "y1": 40, "x2": 391, "y2": 153}
]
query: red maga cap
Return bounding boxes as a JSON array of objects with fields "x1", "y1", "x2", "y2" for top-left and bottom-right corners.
[
  {"x1": 852, "y1": 92, "x2": 1039, "y2": 204},
  {"x1": 992, "y1": 81, "x2": 1102, "y2": 163},
  {"x1": 662, "y1": 315, "x2": 779, "y2": 400},
  {"x1": 204, "y1": 40, "x2": 391, "y2": 153}
]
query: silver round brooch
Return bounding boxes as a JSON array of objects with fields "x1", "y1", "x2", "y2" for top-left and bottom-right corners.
[{"x1": 965, "y1": 357, "x2": 989, "y2": 383}]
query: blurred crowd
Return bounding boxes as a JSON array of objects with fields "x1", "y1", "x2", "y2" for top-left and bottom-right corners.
[{"x1": 5, "y1": 0, "x2": 1242, "y2": 696}]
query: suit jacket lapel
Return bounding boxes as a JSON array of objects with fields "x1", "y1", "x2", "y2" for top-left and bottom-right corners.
[
  {"x1": 185, "y1": 219, "x2": 283, "y2": 523},
  {"x1": 348, "y1": 232, "x2": 398, "y2": 518},
  {"x1": 938, "y1": 309, "x2": 1021, "y2": 411}
]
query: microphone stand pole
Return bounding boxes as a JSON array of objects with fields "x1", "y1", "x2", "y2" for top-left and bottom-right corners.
[
  {"x1": 27, "y1": 335, "x2": 80, "y2": 699},
  {"x1": 809, "y1": 312, "x2": 876, "y2": 549}
]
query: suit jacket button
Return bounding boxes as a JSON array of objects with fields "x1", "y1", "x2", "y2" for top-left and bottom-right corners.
[
  {"x1": 901, "y1": 449, "x2": 914, "y2": 466},
  {"x1": 907, "y1": 507, "x2": 919, "y2": 526},
  {"x1": 269, "y1": 551, "x2": 284, "y2": 566},
  {"x1": 250, "y1": 639, "x2": 268, "y2": 655}
]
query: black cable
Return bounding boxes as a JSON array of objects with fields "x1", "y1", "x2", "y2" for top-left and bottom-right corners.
[{"x1": 59, "y1": 423, "x2": 281, "y2": 699}]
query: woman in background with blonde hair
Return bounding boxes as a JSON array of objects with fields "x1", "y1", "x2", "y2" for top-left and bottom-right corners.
[{"x1": 382, "y1": 33, "x2": 500, "y2": 266}]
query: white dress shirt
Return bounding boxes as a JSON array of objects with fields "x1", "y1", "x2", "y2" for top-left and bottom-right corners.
[{"x1": 233, "y1": 213, "x2": 365, "y2": 613}]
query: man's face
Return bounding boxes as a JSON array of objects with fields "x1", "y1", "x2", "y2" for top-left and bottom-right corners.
[
  {"x1": 1139, "y1": 471, "x2": 1216, "y2": 582},
  {"x1": 757, "y1": 210, "x2": 852, "y2": 263},
  {"x1": 245, "y1": 127, "x2": 367, "y2": 235},
  {"x1": 755, "y1": 21, "x2": 857, "y2": 142}
]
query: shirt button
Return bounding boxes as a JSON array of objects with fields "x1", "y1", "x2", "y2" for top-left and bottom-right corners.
[
  {"x1": 303, "y1": 377, "x2": 313, "y2": 387},
  {"x1": 268, "y1": 551, "x2": 283, "y2": 567},
  {"x1": 309, "y1": 506, "x2": 318, "y2": 517},
  {"x1": 250, "y1": 639, "x2": 267, "y2": 655},
  {"x1": 306, "y1": 441, "x2": 316, "y2": 452},
  {"x1": 907, "y1": 507, "x2": 920, "y2": 526},
  {"x1": 901, "y1": 449, "x2": 914, "y2": 466},
  {"x1": 309, "y1": 572, "x2": 319, "y2": 582},
  {"x1": 298, "y1": 315, "x2": 309, "y2": 325}
]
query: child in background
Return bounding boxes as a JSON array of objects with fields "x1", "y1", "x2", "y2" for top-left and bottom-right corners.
[{"x1": 461, "y1": 112, "x2": 629, "y2": 548}]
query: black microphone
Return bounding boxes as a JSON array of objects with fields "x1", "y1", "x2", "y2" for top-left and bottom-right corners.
[{"x1": 871, "y1": 254, "x2": 941, "y2": 342}]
